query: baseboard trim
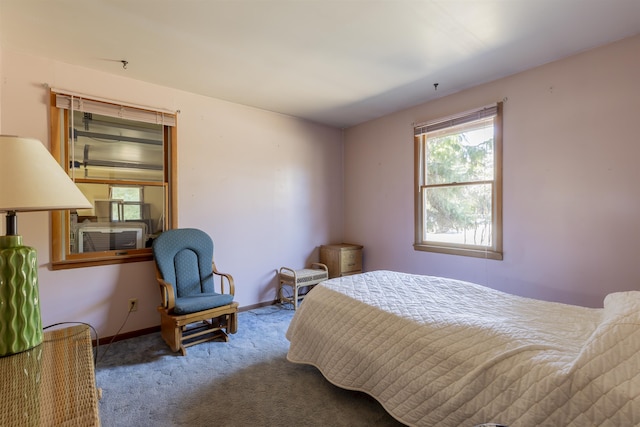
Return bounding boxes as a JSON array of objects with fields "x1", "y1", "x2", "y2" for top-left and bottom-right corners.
[
  {"x1": 93, "y1": 299, "x2": 279, "y2": 346},
  {"x1": 94, "y1": 325, "x2": 159, "y2": 346},
  {"x1": 239, "y1": 300, "x2": 278, "y2": 312}
]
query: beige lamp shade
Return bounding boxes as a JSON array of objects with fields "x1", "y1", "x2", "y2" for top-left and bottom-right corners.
[{"x1": 0, "y1": 135, "x2": 91, "y2": 212}]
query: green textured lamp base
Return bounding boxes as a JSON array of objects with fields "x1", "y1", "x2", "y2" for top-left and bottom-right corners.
[{"x1": 0, "y1": 235, "x2": 43, "y2": 357}]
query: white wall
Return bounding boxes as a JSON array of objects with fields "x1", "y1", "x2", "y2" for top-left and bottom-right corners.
[
  {"x1": 344, "y1": 34, "x2": 640, "y2": 308},
  {"x1": 0, "y1": 48, "x2": 343, "y2": 338}
]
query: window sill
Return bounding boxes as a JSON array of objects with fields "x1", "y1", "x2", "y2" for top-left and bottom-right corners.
[
  {"x1": 51, "y1": 252, "x2": 153, "y2": 270},
  {"x1": 413, "y1": 243, "x2": 503, "y2": 260}
]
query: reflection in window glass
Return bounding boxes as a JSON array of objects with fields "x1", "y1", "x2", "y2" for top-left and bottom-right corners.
[
  {"x1": 111, "y1": 186, "x2": 143, "y2": 220},
  {"x1": 66, "y1": 112, "x2": 166, "y2": 254},
  {"x1": 71, "y1": 183, "x2": 163, "y2": 254},
  {"x1": 70, "y1": 111, "x2": 164, "y2": 182},
  {"x1": 50, "y1": 90, "x2": 176, "y2": 268}
]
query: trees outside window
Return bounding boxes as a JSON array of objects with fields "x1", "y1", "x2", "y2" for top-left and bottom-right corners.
[{"x1": 414, "y1": 103, "x2": 503, "y2": 260}]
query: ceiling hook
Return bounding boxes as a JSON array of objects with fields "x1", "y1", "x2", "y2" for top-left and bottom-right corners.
[
  {"x1": 433, "y1": 83, "x2": 439, "y2": 91},
  {"x1": 121, "y1": 60, "x2": 128, "y2": 70}
]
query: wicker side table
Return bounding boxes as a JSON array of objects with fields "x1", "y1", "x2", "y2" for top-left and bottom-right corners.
[
  {"x1": 278, "y1": 263, "x2": 329, "y2": 310},
  {"x1": 0, "y1": 324, "x2": 100, "y2": 426}
]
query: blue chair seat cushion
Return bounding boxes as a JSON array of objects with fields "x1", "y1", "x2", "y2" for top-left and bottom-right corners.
[{"x1": 174, "y1": 293, "x2": 234, "y2": 315}]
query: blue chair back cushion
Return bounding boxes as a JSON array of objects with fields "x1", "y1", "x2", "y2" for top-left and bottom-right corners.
[{"x1": 153, "y1": 228, "x2": 233, "y2": 314}]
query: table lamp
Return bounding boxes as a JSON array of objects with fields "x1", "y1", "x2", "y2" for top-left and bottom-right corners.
[{"x1": 0, "y1": 135, "x2": 91, "y2": 357}]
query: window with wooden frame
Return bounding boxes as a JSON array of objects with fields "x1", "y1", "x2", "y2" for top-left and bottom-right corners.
[
  {"x1": 49, "y1": 90, "x2": 178, "y2": 269},
  {"x1": 414, "y1": 102, "x2": 503, "y2": 260}
]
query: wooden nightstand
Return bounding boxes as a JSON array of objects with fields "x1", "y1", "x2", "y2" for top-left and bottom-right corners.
[{"x1": 320, "y1": 243, "x2": 363, "y2": 278}]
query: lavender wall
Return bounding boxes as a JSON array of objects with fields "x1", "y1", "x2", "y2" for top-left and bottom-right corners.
[
  {"x1": 0, "y1": 48, "x2": 343, "y2": 338},
  {"x1": 344, "y1": 34, "x2": 640, "y2": 308},
  {"x1": 2, "y1": 33, "x2": 639, "y2": 342}
]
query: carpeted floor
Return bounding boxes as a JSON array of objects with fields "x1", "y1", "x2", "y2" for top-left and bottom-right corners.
[{"x1": 95, "y1": 304, "x2": 405, "y2": 426}]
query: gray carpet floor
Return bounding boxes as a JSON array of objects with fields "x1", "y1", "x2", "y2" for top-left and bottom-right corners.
[{"x1": 95, "y1": 304, "x2": 405, "y2": 426}]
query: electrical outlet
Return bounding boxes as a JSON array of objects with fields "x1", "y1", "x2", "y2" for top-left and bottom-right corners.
[{"x1": 128, "y1": 298, "x2": 138, "y2": 312}]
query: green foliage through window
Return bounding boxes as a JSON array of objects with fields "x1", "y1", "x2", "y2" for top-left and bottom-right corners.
[{"x1": 414, "y1": 103, "x2": 503, "y2": 259}]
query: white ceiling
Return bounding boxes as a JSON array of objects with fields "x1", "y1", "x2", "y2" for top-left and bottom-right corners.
[{"x1": 1, "y1": 1, "x2": 639, "y2": 128}]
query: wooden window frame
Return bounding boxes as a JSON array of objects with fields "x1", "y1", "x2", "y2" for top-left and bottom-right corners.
[
  {"x1": 414, "y1": 102, "x2": 503, "y2": 260},
  {"x1": 49, "y1": 91, "x2": 178, "y2": 270}
]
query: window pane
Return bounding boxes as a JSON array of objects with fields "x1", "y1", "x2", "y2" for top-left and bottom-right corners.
[
  {"x1": 51, "y1": 90, "x2": 177, "y2": 268},
  {"x1": 426, "y1": 117, "x2": 494, "y2": 185},
  {"x1": 121, "y1": 204, "x2": 142, "y2": 221},
  {"x1": 110, "y1": 186, "x2": 143, "y2": 220},
  {"x1": 110, "y1": 186, "x2": 142, "y2": 202},
  {"x1": 69, "y1": 111, "x2": 164, "y2": 182},
  {"x1": 423, "y1": 183, "x2": 492, "y2": 246},
  {"x1": 71, "y1": 182, "x2": 165, "y2": 254}
]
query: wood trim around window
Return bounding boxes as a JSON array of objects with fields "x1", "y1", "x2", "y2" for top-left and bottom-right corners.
[
  {"x1": 48, "y1": 92, "x2": 178, "y2": 270},
  {"x1": 413, "y1": 102, "x2": 503, "y2": 260}
]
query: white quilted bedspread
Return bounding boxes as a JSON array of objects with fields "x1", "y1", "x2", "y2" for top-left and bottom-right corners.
[{"x1": 286, "y1": 270, "x2": 640, "y2": 426}]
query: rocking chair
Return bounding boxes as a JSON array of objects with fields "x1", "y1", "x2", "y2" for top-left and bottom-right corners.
[{"x1": 152, "y1": 228, "x2": 238, "y2": 355}]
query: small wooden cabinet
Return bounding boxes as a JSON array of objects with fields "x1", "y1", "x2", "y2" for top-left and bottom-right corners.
[{"x1": 320, "y1": 243, "x2": 363, "y2": 278}]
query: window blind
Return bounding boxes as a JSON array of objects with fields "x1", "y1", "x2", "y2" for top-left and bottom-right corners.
[
  {"x1": 54, "y1": 91, "x2": 177, "y2": 127},
  {"x1": 414, "y1": 103, "x2": 497, "y2": 136}
]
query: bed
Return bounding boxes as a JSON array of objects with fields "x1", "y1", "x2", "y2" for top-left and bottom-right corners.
[{"x1": 285, "y1": 270, "x2": 640, "y2": 427}]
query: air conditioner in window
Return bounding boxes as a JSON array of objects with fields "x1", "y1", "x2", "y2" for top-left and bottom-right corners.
[{"x1": 77, "y1": 224, "x2": 145, "y2": 253}]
